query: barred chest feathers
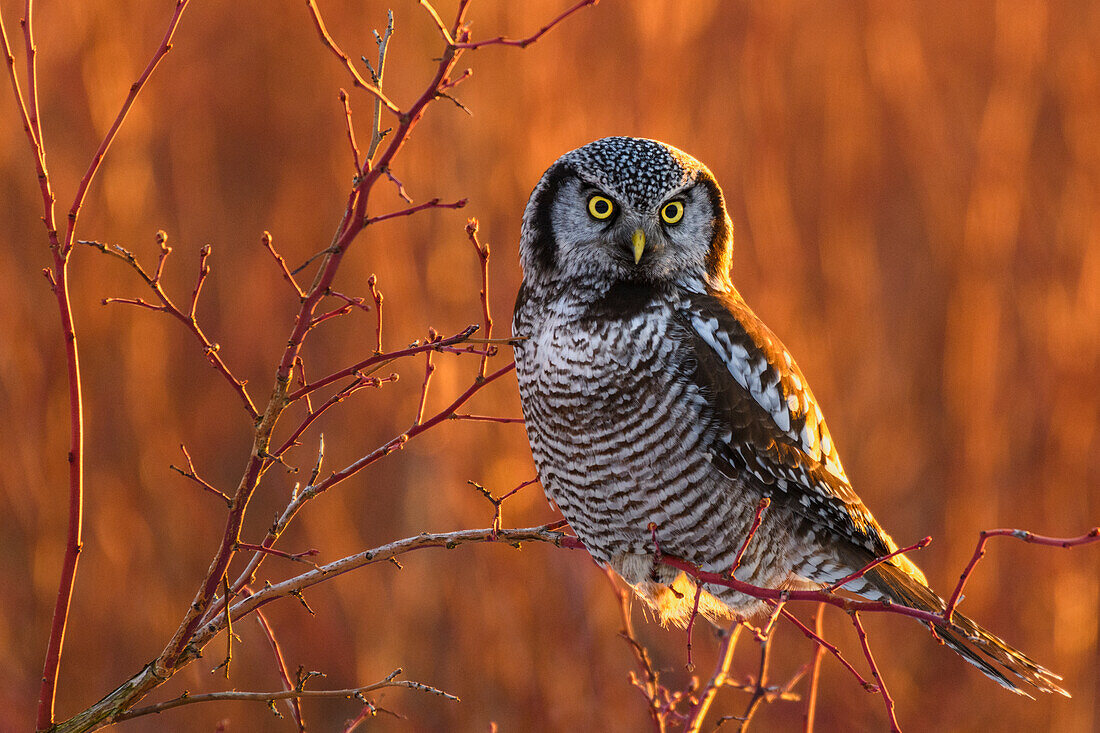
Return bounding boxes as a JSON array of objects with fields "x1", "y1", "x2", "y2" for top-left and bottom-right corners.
[{"x1": 513, "y1": 289, "x2": 722, "y2": 560}]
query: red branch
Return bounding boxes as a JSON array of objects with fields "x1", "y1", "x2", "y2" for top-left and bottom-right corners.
[
  {"x1": 5, "y1": 1, "x2": 194, "y2": 728},
  {"x1": 731, "y1": 497, "x2": 770, "y2": 574},
  {"x1": 465, "y1": 218, "x2": 493, "y2": 379},
  {"x1": 304, "y1": 0, "x2": 398, "y2": 114},
  {"x1": 802, "y1": 604, "x2": 826, "y2": 733},
  {"x1": 660, "y1": 555, "x2": 945, "y2": 627},
  {"x1": 778, "y1": 606, "x2": 876, "y2": 691},
  {"x1": 65, "y1": 0, "x2": 191, "y2": 251},
  {"x1": 287, "y1": 324, "x2": 478, "y2": 401},
  {"x1": 828, "y1": 536, "x2": 932, "y2": 593},
  {"x1": 274, "y1": 374, "x2": 396, "y2": 458},
  {"x1": 262, "y1": 231, "x2": 305, "y2": 298},
  {"x1": 253, "y1": 607, "x2": 306, "y2": 731},
  {"x1": 944, "y1": 527, "x2": 1100, "y2": 623},
  {"x1": 449, "y1": 413, "x2": 524, "y2": 424},
  {"x1": 338, "y1": 88, "x2": 363, "y2": 175},
  {"x1": 367, "y1": 275, "x2": 383, "y2": 352},
  {"x1": 852, "y1": 612, "x2": 901, "y2": 732},
  {"x1": 84, "y1": 238, "x2": 259, "y2": 418},
  {"x1": 364, "y1": 197, "x2": 467, "y2": 226},
  {"x1": 452, "y1": 0, "x2": 600, "y2": 50}
]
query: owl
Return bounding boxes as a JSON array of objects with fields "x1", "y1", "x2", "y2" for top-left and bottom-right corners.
[{"x1": 512, "y1": 136, "x2": 1065, "y2": 696}]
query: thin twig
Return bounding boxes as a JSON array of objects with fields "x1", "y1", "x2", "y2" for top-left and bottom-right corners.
[
  {"x1": 828, "y1": 536, "x2": 931, "y2": 592},
  {"x1": 414, "y1": 339, "x2": 436, "y2": 426},
  {"x1": 189, "y1": 244, "x2": 210, "y2": 319},
  {"x1": 287, "y1": 324, "x2": 478, "y2": 402},
  {"x1": 83, "y1": 237, "x2": 259, "y2": 418},
  {"x1": 326, "y1": 289, "x2": 372, "y2": 314},
  {"x1": 338, "y1": 89, "x2": 363, "y2": 175},
  {"x1": 732, "y1": 497, "x2": 770, "y2": 575},
  {"x1": 603, "y1": 568, "x2": 665, "y2": 733},
  {"x1": 170, "y1": 444, "x2": 232, "y2": 506},
  {"x1": 367, "y1": 275, "x2": 383, "y2": 352},
  {"x1": 253, "y1": 608, "x2": 306, "y2": 731},
  {"x1": 737, "y1": 627, "x2": 774, "y2": 732},
  {"x1": 153, "y1": 230, "x2": 171, "y2": 284},
  {"x1": 851, "y1": 613, "x2": 901, "y2": 732},
  {"x1": 417, "y1": 0, "x2": 454, "y2": 46},
  {"x1": 944, "y1": 527, "x2": 1100, "y2": 623},
  {"x1": 211, "y1": 575, "x2": 235, "y2": 678},
  {"x1": 452, "y1": 0, "x2": 599, "y2": 50},
  {"x1": 363, "y1": 10, "x2": 393, "y2": 165},
  {"x1": 802, "y1": 604, "x2": 826, "y2": 733},
  {"x1": 365, "y1": 197, "x2": 467, "y2": 226},
  {"x1": 303, "y1": 0, "x2": 399, "y2": 115},
  {"x1": 465, "y1": 218, "x2": 493, "y2": 379},
  {"x1": 262, "y1": 231, "x2": 305, "y2": 299},
  {"x1": 115, "y1": 672, "x2": 458, "y2": 722},
  {"x1": 448, "y1": 413, "x2": 523, "y2": 424},
  {"x1": 237, "y1": 543, "x2": 320, "y2": 565},
  {"x1": 778, "y1": 607, "x2": 876, "y2": 691},
  {"x1": 684, "y1": 622, "x2": 743, "y2": 733}
]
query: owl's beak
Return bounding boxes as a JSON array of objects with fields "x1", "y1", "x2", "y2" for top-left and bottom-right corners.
[{"x1": 631, "y1": 228, "x2": 646, "y2": 264}]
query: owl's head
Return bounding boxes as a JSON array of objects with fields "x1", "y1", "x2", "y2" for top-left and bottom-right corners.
[{"x1": 519, "y1": 137, "x2": 733, "y2": 294}]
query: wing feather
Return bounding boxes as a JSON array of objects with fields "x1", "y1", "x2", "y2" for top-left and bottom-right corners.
[{"x1": 680, "y1": 289, "x2": 894, "y2": 556}]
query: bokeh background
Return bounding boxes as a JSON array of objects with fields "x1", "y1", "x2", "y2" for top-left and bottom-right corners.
[{"x1": 1, "y1": 1, "x2": 1098, "y2": 730}]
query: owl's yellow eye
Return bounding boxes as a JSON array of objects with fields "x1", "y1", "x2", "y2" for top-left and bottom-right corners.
[
  {"x1": 587, "y1": 195, "x2": 615, "y2": 220},
  {"x1": 661, "y1": 200, "x2": 685, "y2": 225}
]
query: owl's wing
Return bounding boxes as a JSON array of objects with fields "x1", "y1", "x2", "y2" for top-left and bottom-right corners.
[{"x1": 679, "y1": 290, "x2": 893, "y2": 556}]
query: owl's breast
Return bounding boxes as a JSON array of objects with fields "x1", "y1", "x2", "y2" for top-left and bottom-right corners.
[{"x1": 513, "y1": 294, "x2": 723, "y2": 557}]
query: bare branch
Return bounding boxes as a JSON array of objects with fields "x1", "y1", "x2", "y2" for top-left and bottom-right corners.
[
  {"x1": 287, "y1": 324, "x2": 478, "y2": 402},
  {"x1": 731, "y1": 497, "x2": 770, "y2": 575},
  {"x1": 802, "y1": 604, "x2": 826, "y2": 733},
  {"x1": 363, "y1": 10, "x2": 394, "y2": 165},
  {"x1": 945, "y1": 527, "x2": 1100, "y2": 623},
  {"x1": 170, "y1": 444, "x2": 231, "y2": 506},
  {"x1": 449, "y1": 413, "x2": 524, "y2": 424},
  {"x1": 65, "y1": 0, "x2": 192, "y2": 254},
  {"x1": 82, "y1": 237, "x2": 259, "y2": 418},
  {"x1": 452, "y1": 0, "x2": 599, "y2": 50},
  {"x1": 828, "y1": 536, "x2": 931, "y2": 593},
  {"x1": 683, "y1": 623, "x2": 743, "y2": 733},
  {"x1": 852, "y1": 613, "x2": 901, "y2": 732},
  {"x1": 262, "y1": 231, "x2": 305, "y2": 299},
  {"x1": 253, "y1": 608, "x2": 306, "y2": 730},
  {"x1": 303, "y1": 0, "x2": 400, "y2": 115},
  {"x1": 465, "y1": 218, "x2": 493, "y2": 379},
  {"x1": 338, "y1": 89, "x2": 363, "y2": 175},
  {"x1": 114, "y1": 670, "x2": 458, "y2": 723},
  {"x1": 365, "y1": 197, "x2": 467, "y2": 226},
  {"x1": 367, "y1": 274, "x2": 383, "y2": 352}
]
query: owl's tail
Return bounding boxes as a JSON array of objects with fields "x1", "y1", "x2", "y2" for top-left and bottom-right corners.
[{"x1": 864, "y1": 561, "x2": 1069, "y2": 697}]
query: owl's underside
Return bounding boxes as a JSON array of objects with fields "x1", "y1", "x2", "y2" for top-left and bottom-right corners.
[
  {"x1": 513, "y1": 136, "x2": 1066, "y2": 697},
  {"x1": 515, "y1": 286, "x2": 856, "y2": 624}
]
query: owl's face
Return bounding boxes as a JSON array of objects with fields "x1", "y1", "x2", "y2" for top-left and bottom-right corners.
[{"x1": 519, "y1": 137, "x2": 733, "y2": 294}]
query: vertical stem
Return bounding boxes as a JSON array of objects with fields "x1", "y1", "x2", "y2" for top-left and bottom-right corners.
[
  {"x1": 37, "y1": 256, "x2": 84, "y2": 732},
  {"x1": 802, "y1": 603, "x2": 825, "y2": 733}
]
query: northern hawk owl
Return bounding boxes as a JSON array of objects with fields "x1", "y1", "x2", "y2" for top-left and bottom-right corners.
[{"x1": 512, "y1": 136, "x2": 1064, "y2": 696}]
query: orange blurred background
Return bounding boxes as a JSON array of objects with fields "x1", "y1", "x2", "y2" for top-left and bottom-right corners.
[{"x1": 1, "y1": 1, "x2": 1098, "y2": 730}]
